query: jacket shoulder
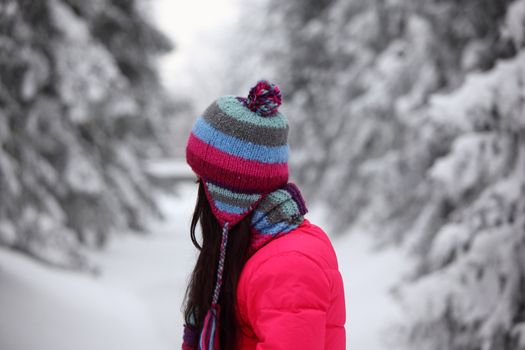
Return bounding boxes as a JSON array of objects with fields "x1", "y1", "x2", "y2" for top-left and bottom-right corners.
[
  {"x1": 248, "y1": 219, "x2": 339, "y2": 271},
  {"x1": 236, "y1": 219, "x2": 344, "y2": 329}
]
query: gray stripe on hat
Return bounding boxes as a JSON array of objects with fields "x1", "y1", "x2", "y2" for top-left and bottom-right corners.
[{"x1": 202, "y1": 102, "x2": 288, "y2": 147}]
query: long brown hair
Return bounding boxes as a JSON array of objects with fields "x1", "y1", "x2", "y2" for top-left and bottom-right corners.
[{"x1": 183, "y1": 180, "x2": 252, "y2": 349}]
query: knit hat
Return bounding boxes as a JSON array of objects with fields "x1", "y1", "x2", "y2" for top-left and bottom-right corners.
[
  {"x1": 186, "y1": 80, "x2": 289, "y2": 227},
  {"x1": 185, "y1": 80, "x2": 290, "y2": 350}
]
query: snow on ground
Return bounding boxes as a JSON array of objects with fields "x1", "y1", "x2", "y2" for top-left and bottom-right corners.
[
  {"x1": 0, "y1": 183, "x2": 197, "y2": 350},
  {"x1": 0, "y1": 248, "x2": 170, "y2": 350},
  {"x1": 89, "y1": 183, "x2": 198, "y2": 347},
  {"x1": 0, "y1": 182, "x2": 409, "y2": 349},
  {"x1": 335, "y1": 232, "x2": 409, "y2": 349}
]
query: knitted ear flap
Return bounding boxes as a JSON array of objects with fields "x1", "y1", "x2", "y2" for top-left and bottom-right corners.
[
  {"x1": 201, "y1": 180, "x2": 263, "y2": 227},
  {"x1": 198, "y1": 222, "x2": 229, "y2": 350}
]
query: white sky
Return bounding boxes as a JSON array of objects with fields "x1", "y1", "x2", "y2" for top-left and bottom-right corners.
[{"x1": 152, "y1": 0, "x2": 240, "y2": 94}]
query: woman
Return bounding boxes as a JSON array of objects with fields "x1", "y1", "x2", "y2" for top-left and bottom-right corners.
[{"x1": 182, "y1": 80, "x2": 346, "y2": 350}]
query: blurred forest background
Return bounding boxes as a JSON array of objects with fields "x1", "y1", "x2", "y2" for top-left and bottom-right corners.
[{"x1": 1, "y1": 0, "x2": 525, "y2": 349}]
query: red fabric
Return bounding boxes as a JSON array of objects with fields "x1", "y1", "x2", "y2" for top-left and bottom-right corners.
[{"x1": 236, "y1": 219, "x2": 346, "y2": 349}]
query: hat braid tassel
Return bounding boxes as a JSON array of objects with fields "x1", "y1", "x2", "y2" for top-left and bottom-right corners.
[{"x1": 199, "y1": 222, "x2": 229, "y2": 350}]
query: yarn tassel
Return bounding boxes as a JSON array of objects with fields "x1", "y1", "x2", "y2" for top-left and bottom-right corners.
[
  {"x1": 198, "y1": 223, "x2": 230, "y2": 350},
  {"x1": 199, "y1": 304, "x2": 221, "y2": 350}
]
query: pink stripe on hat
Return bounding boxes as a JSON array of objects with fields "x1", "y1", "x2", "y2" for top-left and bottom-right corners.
[{"x1": 187, "y1": 133, "x2": 288, "y2": 183}]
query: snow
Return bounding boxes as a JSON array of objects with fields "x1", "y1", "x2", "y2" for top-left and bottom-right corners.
[
  {"x1": 50, "y1": 0, "x2": 91, "y2": 42},
  {"x1": 0, "y1": 183, "x2": 409, "y2": 349},
  {"x1": 88, "y1": 184, "x2": 198, "y2": 346},
  {"x1": 0, "y1": 248, "x2": 169, "y2": 350},
  {"x1": 428, "y1": 50, "x2": 525, "y2": 134},
  {"x1": 336, "y1": 231, "x2": 409, "y2": 349},
  {"x1": 428, "y1": 133, "x2": 513, "y2": 202},
  {"x1": 144, "y1": 158, "x2": 195, "y2": 180},
  {"x1": 504, "y1": 0, "x2": 525, "y2": 48},
  {"x1": 0, "y1": 184, "x2": 197, "y2": 350},
  {"x1": 429, "y1": 223, "x2": 470, "y2": 268},
  {"x1": 64, "y1": 151, "x2": 104, "y2": 195}
]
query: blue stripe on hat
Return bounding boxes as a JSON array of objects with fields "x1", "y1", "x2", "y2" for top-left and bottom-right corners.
[
  {"x1": 192, "y1": 117, "x2": 289, "y2": 163},
  {"x1": 214, "y1": 199, "x2": 248, "y2": 215}
]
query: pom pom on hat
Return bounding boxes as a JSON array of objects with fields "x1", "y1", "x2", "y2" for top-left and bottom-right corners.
[{"x1": 241, "y1": 80, "x2": 282, "y2": 117}]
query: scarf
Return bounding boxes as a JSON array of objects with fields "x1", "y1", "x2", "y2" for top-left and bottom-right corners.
[{"x1": 182, "y1": 183, "x2": 307, "y2": 350}]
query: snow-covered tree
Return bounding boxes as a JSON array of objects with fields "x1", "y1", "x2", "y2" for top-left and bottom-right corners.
[
  {"x1": 392, "y1": 3, "x2": 525, "y2": 346},
  {"x1": 225, "y1": 0, "x2": 525, "y2": 348},
  {"x1": 0, "y1": 0, "x2": 173, "y2": 270},
  {"x1": 231, "y1": 0, "x2": 516, "y2": 234}
]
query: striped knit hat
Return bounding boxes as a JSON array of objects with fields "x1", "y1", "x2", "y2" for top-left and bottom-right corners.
[
  {"x1": 185, "y1": 80, "x2": 290, "y2": 350},
  {"x1": 186, "y1": 80, "x2": 289, "y2": 227}
]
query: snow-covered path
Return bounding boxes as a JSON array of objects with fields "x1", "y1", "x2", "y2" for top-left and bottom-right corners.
[
  {"x1": 336, "y1": 231, "x2": 409, "y2": 349},
  {"x1": 1, "y1": 183, "x2": 409, "y2": 350},
  {"x1": 89, "y1": 184, "x2": 198, "y2": 347}
]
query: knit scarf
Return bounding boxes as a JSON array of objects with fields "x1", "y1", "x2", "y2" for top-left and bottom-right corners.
[{"x1": 182, "y1": 183, "x2": 307, "y2": 350}]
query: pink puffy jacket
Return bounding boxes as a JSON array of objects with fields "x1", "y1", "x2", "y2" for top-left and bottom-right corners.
[{"x1": 236, "y1": 219, "x2": 346, "y2": 349}]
